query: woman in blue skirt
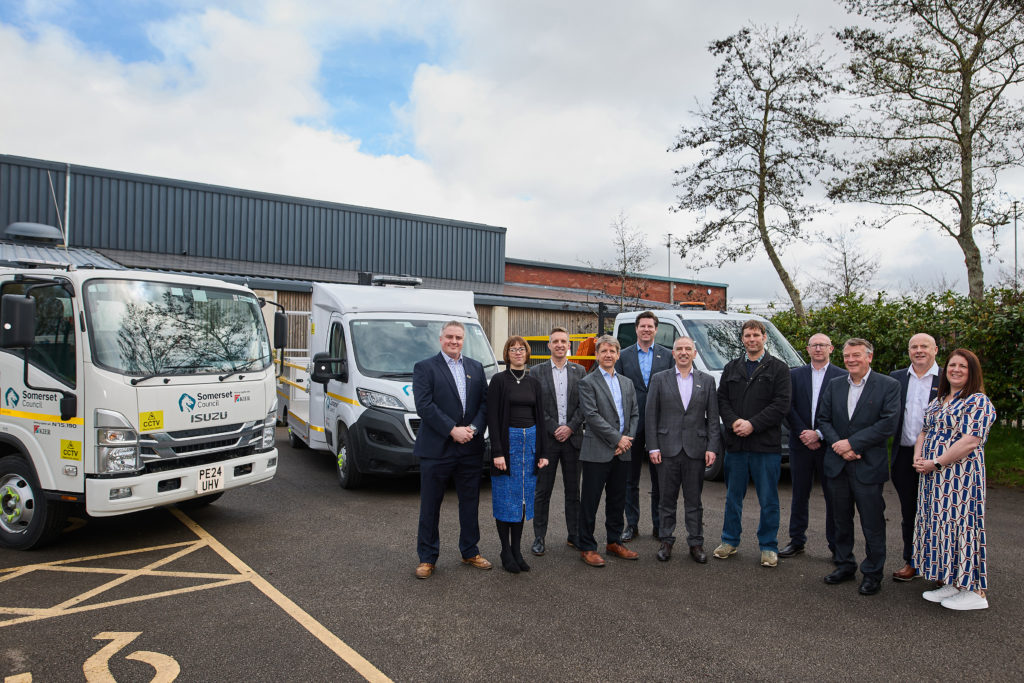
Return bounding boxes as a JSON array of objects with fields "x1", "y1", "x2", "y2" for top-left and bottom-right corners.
[{"x1": 487, "y1": 336, "x2": 548, "y2": 573}]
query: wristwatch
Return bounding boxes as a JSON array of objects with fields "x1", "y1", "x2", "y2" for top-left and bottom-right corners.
[{"x1": 932, "y1": 459, "x2": 942, "y2": 471}]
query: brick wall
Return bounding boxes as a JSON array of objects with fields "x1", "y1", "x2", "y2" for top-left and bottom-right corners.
[{"x1": 505, "y1": 263, "x2": 727, "y2": 310}]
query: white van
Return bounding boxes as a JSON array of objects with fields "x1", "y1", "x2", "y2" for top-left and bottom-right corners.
[
  {"x1": 613, "y1": 308, "x2": 804, "y2": 479},
  {"x1": 278, "y1": 281, "x2": 498, "y2": 488}
]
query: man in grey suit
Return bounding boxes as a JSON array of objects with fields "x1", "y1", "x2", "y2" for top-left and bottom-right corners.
[
  {"x1": 531, "y1": 327, "x2": 586, "y2": 555},
  {"x1": 646, "y1": 337, "x2": 721, "y2": 563},
  {"x1": 577, "y1": 335, "x2": 640, "y2": 567},
  {"x1": 818, "y1": 338, "x2": 901, "y2": 597}
]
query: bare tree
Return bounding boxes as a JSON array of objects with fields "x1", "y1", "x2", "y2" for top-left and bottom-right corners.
[
  {"x1": 670, "y1": 24, "x2": 841, "y2": 319},
  {"x1": 830, "y1": 0, "x2": 1024, "y2": 302},
  {"x1": 806, "y1": 229, "x2": 881, "y2": 302},
  {"x1": 579, "y1": 212, "x2": 652, "y2": 310}
]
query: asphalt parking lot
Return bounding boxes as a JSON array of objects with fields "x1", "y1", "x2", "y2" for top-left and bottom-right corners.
[{"x1": 3, "y1": 429, "x2": 1022, "y2": 682}]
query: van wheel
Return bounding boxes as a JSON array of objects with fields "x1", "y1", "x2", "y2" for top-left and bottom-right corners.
[
  {"x1": 177, "y1": 492, "x2": 224, "y2": 510},
  {"x1": 336, "y1": 425, "x2": 362, "y2": 490},
  {"x1": 0, "y1": 456, "x2": 67, "y2": 550},
  {"x1": 704, "y1": 455, "x2": 724, "y2": 481},
  {"x1": 288, "y1": 426, "x2": 306, "y2": 449}
]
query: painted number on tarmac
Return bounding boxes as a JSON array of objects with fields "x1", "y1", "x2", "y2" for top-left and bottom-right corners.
[{"x1": 4, "y1": 631, "x2": 180, "y2": 683}]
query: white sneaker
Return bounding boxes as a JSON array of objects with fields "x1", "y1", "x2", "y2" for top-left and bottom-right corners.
[
  {"x1": 922, "y1": 584, "x2": 960, "y2": 602},
  {"x1": 941, "y1": 590, "x2": 988, "y2": 611}
]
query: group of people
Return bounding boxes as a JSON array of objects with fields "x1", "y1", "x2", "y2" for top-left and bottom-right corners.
[{"x1": 411, "y1": 315, "x2": 996, "y2": 612}]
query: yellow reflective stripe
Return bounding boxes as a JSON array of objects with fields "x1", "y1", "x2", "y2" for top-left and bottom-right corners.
[
  {"x1": 325, "y1": 391, "x2": 358, "y2": 406},
  {"x1": 286, "y1": 411, "x2": 325, "y2": 433},
  {"x1": 0, "y1": 407, "x2": 84, "y2": 425},
  {"x1": 279, "y1": 378, "x2": 308, "y2": 393},
  {"x1": 276, "y1": 388, "x2": 289, "y2": 399},
  {"x1": 309, "y1": 424, "x2": 325, "y2": 433}
]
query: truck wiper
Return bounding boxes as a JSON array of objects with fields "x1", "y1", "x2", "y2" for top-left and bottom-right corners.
[
  {"x1": 376, "y1": 372, "x2": 413, "y2": 379},
  {"x1": 218, "y1": 357, "x2": 265, "y2": 382},
  {"x1": 129, "y1": 364, "x2": 205, "y2": 386}
]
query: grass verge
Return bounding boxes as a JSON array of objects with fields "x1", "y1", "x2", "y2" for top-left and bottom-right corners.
[{"x1": 986, "y1": 423, "x2": 1024, "y2": 489}]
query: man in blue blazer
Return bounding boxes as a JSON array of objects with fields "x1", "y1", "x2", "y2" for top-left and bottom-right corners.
[
  {"x1": 615, "y1": 311, "x2": 673, "y2": 541},
  {"x1": 889, "y1": 333, "x2": 940, "y2": 582},
  {"x1": 779, "y1": 333, "x2": 847, "y2": 558},
  {"x1": 412, "y1": 321, "x2": 492, "y2": 579},
  {"x1": 818, "y1": 338, "x2": 901, "y2": 596}
]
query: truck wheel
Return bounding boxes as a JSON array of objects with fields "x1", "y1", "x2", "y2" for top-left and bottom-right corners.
[
  {"x1": 335, "y1": 425, "x2": 362, "y2": 490},
  {"x1": 177, "y1": 492, "x2": 224, "y2": 510},
  {"x1": 288, "y1": 427, "x2": 306, "y2": 449},
  {"x1": 0, "y1": 455, "x2": 67, "y2": 550}
]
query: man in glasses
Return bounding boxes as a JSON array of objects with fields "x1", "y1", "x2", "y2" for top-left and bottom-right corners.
[{"x1": 780, "y1": 333, "x2": 847, "y2": 559}]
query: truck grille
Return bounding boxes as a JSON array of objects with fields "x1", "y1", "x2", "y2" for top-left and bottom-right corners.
[{"x1": 139, "y1": 420, "x2": 263, "y2": 469}]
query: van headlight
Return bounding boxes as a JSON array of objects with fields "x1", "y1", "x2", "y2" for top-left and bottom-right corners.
[
  {"x1": 95, "y1": 410, "x2": 140, "y2": 473},
  {"x1": 357, "y1": 388, "x2": 405, "y2": 410}
]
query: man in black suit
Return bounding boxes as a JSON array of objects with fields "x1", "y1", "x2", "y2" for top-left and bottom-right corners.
[
  {"x1": 615, "y1": 311, "x2": 673, "y2": 541},
  {"x1": 818, "y1": 338, "x2": 901, "y2": 596},
  {"x1": 531, "y1": 327, "x2": 586, "y2": 555},
  {"x1": 411, "y1": 321, "x2": 492, "y2": 579},
  {"x1": 889, "y1": 332, "x2": 940, "y2": 582},
  {"x1": 779, "y1": 333, "x2": 847, "y2": 559}
]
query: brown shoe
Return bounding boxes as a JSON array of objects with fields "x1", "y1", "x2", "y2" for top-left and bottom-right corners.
[
  {"x1": 580, "y1": 550, "x2": 606, "y2": 567},
  {"x1": 606, "y1": 543, "x2": 639, "y2": 560},
  {"x1": 414, "y1": 563, "x2": 434, "y2": 579},
  {"x1": 460, "y1": 554, "x2": 493, "y2": 570},
  {"x1": 892, "y1": 563, "x2": 918, "y2": 582}
]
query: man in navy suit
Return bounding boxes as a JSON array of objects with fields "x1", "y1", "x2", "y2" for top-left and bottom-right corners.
[
  {"x1": 889, "y1": 333, "x2": 940, "y2": 582},
  {"x1": 615, "y1": 311, "x2": 673, "y2": 541},
  {"x1": 819, "y1": 338, "x2": 901, "y2": 596},
  {"x1": 412, "y1": 321, "x2": 492, "y2": 579},
  {"x1": 779, "y1": 333, "x2": 847, "y2": 558}
]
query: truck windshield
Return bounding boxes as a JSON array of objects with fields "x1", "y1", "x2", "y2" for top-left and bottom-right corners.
[
  {"x1": 83, "y1": 279, "x2": 272, "y2": 376},
  {"x1": 349, "y1": 319, "x2": 497, "y2": 378},
  {"x1": 681, "y1": 318, "x2": 805, "y2": 371}
]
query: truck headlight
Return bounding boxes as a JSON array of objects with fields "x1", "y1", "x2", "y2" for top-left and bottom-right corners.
[
  {"x1": 357, "y1": 388, "x2": 405, "y2": 410},
  {"x1": 262, "y1": 414, "x2": 275, "y2": 450},
  {"x1": 95, "y1": 410, "x2": 140, "y2": 474}
]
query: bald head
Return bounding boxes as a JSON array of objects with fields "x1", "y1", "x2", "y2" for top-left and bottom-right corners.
[
  {"x1": 908, "y1": 333, "x2": 938, "y2": 376},
  {"x1": 806, "y1": 333, "x2": 833, "y2": 368}
]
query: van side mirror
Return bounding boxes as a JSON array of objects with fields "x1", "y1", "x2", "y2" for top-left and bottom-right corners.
[
  {"x1": 0, "y1": 294, "x2": 36, "y2": 348},
  {"x1": 273, "y1": 311, "x2": 288, "y2": 349},
  {"x1": 311, "y1": 352, "x2": 348, "y2": 384}
]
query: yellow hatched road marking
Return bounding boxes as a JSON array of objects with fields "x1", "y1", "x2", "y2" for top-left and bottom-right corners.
[{"x1": 0, "y1": 511, "x2": 391, "y2": 682}]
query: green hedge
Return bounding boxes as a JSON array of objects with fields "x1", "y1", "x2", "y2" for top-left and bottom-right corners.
[{"x1": 770, "y1": 288, "x2": 1024, "y2": 423}]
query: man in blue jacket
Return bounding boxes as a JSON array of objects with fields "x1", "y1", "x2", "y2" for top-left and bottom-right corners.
[{"x1": 412, "y1": 321, "x2": 492, "y2": 579}]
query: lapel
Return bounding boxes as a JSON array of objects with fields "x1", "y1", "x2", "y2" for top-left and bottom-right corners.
[
  {"x1": 849, "y1": 372, "x2": 878, "y2": 424},
  {"x1": 685, "y1": 369, "x2": 706, "y2": 415},
  {"x1": 929, "y1": 374, "x2": 940, "y2": 401},
  {"x1": 435, "y1": 352, "x2": 462, "y2": 409}
]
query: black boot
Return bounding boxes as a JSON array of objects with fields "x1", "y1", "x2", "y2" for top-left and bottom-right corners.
[
  {"x1": 496, "y1": 520, "x2": 519, "y2": 574},
  {"x1": 510, "y1": 521, "x2": 530, "y2": 572}
]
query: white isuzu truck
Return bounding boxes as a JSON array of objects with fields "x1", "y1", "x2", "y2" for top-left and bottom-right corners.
[
  {"x1": 0, "y1": 260, "x2": 286, "y2": 549},
  {"x1": 278, "y1": 280, "x2": 498, "y2": 488}
]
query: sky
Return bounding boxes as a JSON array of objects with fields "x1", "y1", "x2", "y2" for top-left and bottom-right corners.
[{"x1": 0, "y1": 0, "x2": 1021, "y2": 306}]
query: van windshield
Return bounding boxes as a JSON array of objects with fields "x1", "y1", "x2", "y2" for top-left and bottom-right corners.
[
  {"x1": 681, "y1": 318, "x2": 804, "y2": 371},
  {"x1": 349, "y1": 319, "x2": 497, "y2": 378}
]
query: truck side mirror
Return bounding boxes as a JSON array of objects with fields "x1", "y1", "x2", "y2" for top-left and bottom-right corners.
[
  {"x1": 0, "y1": 294, "x2": 36, "y2": 348},
  {"x1": 273, "y1": 311, "x2": 288, "y2": 349},
  {"x1": 60, "y1": 395, "x2": 77, "y2": 422}
]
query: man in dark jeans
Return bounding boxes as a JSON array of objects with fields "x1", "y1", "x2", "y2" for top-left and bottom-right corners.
[{"x1": 713, "y1": 319, "x2": 791, "y2": 568}]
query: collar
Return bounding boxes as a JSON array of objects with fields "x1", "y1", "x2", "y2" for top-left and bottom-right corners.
[
  {"x1": 848, "y1": 368, "x2": 872, "y2": 387},
  {"x1": 636, "y1": 344, "x2": 654, "y2": 355},
  {"x1": 745, "y1": 351, "x2": 765, "y2": 363},
  {"x1": 909, "y1": 362, "x2": 940, "y2": 379},
  {"x1": 675, "y1": 365, "x2": 693, "y2": 380},
  {"x1": 599, "y1": 367, "x2": 616, "y2": 380},
  {"x1": 550, "y1": 358, "x2": 569, "y2": 370},
  {"x1": 810, "y1": 361, "x2": 830, "y2": 372},
  {"x1": 443, "y1": 352, "x2": 462, "y2": 364}
]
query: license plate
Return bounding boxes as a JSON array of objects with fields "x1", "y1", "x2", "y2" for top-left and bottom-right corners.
[{"x1": 197, "y1": 465, "x2": 224, "y2": 494}]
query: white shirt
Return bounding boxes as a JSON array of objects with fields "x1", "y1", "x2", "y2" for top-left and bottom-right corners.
[
  {"x1": 847, "y1": 369, "x2": 871, "y2": 420},
  {"x1": 551, "y1": 360, "x2": 569, "y2": 425},
  {"x1": 810, "y1": 363, "x2": 830, "y2": 425},
  {"x1": 675, "y1": 367, "x2": 694, "y2": 410},
  {"x1": 900, "y1": 363, "x2": 939, "y2": 446}
]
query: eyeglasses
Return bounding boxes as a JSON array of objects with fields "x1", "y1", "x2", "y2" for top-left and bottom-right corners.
[
  {"x1": 808, "y1": 343, "x2": 831, "y2": 349},
  {"x1": 508, "y1": 347, "x2": 528, "y2": 353}
]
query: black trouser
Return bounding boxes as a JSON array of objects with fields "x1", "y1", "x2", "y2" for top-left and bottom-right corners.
[
  {"x1": 532, "y1": 440, "x2": 581, "y2": 543},
  {"x1": 827, "y1": 463, "x2": 886, "y2": 580},
  {"x1": 624, "y1": 428, "x2": 660, "y2": 531},
  {"x1": 416, "y1": 450, "x2": 482, "y2": 564},
  {"x1": 579, "y1": 457, "x2": 628, "y2": 551},
  {"x1": 657, "y1": 455, "x2": 706, "y2": 546},
  {"x1": 891, "y1": 445, "x2": 919, "y2": 564},
  {"x1": 787, "y1": 445, "x2": 836, "y2": 552}
]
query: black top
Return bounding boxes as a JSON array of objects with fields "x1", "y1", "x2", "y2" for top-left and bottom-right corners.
[
  {"x1": 508, "y1": 380, "x2": 537, "y2": 427},
  {"x1": 717, "y1": 351, "x2": 792, "y2": 453}
]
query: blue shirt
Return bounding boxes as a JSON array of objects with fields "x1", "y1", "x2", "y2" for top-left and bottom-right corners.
[
  {"x1": 444, "y1": 353, "x2": 467, "y2": 412},
  {"x1": 637, "y1": 345, "x2": 654, "y2": 386},
  {"x1": 600, "y1": 367, "x2": 626, "y2": 433}
]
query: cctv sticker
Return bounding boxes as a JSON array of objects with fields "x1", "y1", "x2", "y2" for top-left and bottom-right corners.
[
  {"x1": 60, "y1": 439, "x2": 82, "y2": 461},
  {"x1": 140, "y1": 411, "x2": 164, "y2": 432}
]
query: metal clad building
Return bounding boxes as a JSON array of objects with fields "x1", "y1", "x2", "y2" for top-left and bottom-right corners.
[{"x1": 1, "y1": 154, "x2": 506, "y2": 284}]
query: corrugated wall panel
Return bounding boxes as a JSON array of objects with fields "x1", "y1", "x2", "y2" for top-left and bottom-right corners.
[{"x1": 0, "y1": 159, "x2": 67, "y2": 229}]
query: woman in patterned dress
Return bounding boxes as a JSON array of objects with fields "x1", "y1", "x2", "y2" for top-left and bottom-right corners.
[
  {"x1": 912, "y1": 348, "x2": 996, "y2": 611},
  {"x1": 487, "y1": 336, "x2": 548, "y2": 573}
]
